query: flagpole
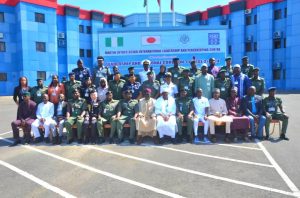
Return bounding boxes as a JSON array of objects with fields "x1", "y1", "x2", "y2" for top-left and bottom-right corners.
[
  {"x1": 159, "y1": 1, "x2": 162, "y2": 27},
  {"x1": 146, "y1": 1, "x2": 149, "y2": 27},
  {"x1": 172, "y1": 0, "x2": 175, "y2": 26}
]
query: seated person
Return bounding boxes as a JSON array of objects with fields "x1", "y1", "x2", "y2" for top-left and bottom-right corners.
[{"x1": 53, "y1": 93, "x2": 67, "y2": 144}]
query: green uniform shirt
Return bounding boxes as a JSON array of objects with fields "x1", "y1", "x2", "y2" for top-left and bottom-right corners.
[
  {"x1": 68, "y1": 98, "x2": 87, "y2": 117},
  {"x1": 64, "y1": 80, "x2": 82, "y2": 101},
  {"x1": 178, "y1": 77, "x2": 195, "y2": 98},
  {"x1": 30, "y1": 86, "x2": 48, "y2": 104},
  {"x1": 117, "y1": 99, "x2": 138, "y2": 118},
  {"x1": 167, "y1": 66, "x2": 185, "y2": 85},
  {"x1": 108, "y1": 79, "x2": 125, "y2": 100},
  {"x1": 251, "y1": 77, "x2": 265, "y2": 96},
  {"x1": 214, "y1": 78, "x2": 231, "y2": 100},
  {"x1": 263, "y1": 96, "x2": 282, "y2": 115},
  {"x1": 189, "y1": 68, "x2": 201, "y2": 79},
  {"x1": 176, "y1": 97, "x2": 192, "y2": 116},
  {"x1": 241, "y1": 64, "x2": 254, "y2": 78},
  {"x1": 219, "y1": 65, "x2": 233, "y2": 78},
  {"x1": 100, "y1": 99, "x2": 119, "y2": 120},
  {"x1": 124, "y1": 74, "x2": 141, "y2": 83},
  {"x1": 141, "y1": 80, "x2": 160, "y2": 98}
]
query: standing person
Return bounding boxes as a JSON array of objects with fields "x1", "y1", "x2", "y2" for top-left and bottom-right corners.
[
  {"x1": 65, "y1": 89, "x2": 87, "y2": 144},
  {"x1": 160, "y1": 72, "x2": 178, "y2": 98},
  {"x1": 194, "y1": 63, "x2": 215, "y2": 99},
  {"x1": 31, "y1": 94, "x2": 56, "y2": 144},
  {"x1": 92, "y1": 56, "x2": 110, "y2": 86},
  {"x1": 10, "y1": 92, "x2": 36, "y2": 146},
  {"x1": 230, "y1": 64, "x2": 251, "y2": 99},
  {"x1": 53, "y1": 93, "x2": 67, "y2": 144},
  {"x1": 139, "y1": 60, "x2": 155, "y2": 83},
  {"x1": 241, "y1": 56, "x2": 254, "y2": 78},
  {"x1": 263, "y1": 87, "x2": 289, "y2": 140},
  {"x1": 214, "y1": 69, "x2": 231, "y2": 100},
  {"x1": 176, "y1": 88, "x2": 193, "y2": 143},
  {"x1": 80, "y1": 77, "x2": 96, "y2": 103},
  {"x1": 30, "y1": 78, "x2": 48, "y2": 105},
  {"x1": 13, "y1": 76, "x2": 31, "y2": 105},
  {"x1": 189, "y1": 60, "x2": 201, "y2": 78},
  {"x1": 107, "y1": 65, "x2": 119, "y2": 82},
  {"x1": 97, "y1": 78, "x2": 109, "y2": 102},
  {"x1": 189, "y1": 88, "x2": 210, "y2": 144},
  {"x1": 108, "y1": 72, "x2": 125, "y2": 100},
  {"x1": 208, "y1": 57, "x2": 220, "y2": 78},
  {"x1": 48, "y1": 75, "x2": 65, "y2": 107},
  {"x1": 251, "y1": 68, "x2": 265, "y2": 96},
  {"x1": 226, "y1": 87, "x2": 250, "y2": 142},
  {"x1": 155, "y1": 87, "x2": 177, "y2": 144},
  {"x1": 64, "y1": 72, "x2": 81, "y2": 101},
  {"x1": 113, "y1": 90, "x2": 138, "y2": 144},
  {"x1": 220, "y1": 56, "x2": 233, "y2": 78},
  {"x1": 167, "y1": 57, "x2": 185, "y2": 85},
  {"x1": 124, "y1": 66, "x2": 141, "y2": 83},
  {"x1": 208, "y1": 88, "x2": 233, "y2": 143},
  {"x1": 178, "y1": 69, "x2": 194, "y2": 98},
  {"x1": 72, "y1": 59, "x2": 91, "y2": 83},
  {"x1": 122, "y1": 74, "x2": 142, "y2": 100},
  {"x1": 156, "y1": 64, "x2": 167, "y2": 84},
  {"x1": 241, "y1": 86, "x2": 266, "y2": 140},
  {"x1": 140, "y1": 71, "x2": 160, "y2": 99},
  {"x1": 135, "y1": 88, "x2": 158, "y2": 145}
]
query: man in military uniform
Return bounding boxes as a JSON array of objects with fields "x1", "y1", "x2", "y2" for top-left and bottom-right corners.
[
  {"x1": 122, "y1": 74, "x2": 142, "y2": 100},
  {"x1": 97, "y1": 91, "x2": 119, "y2": 144},
  {"x1": 108, "y1": 72, "x2": 125, "y2": 100},
  {"x1": 92, "y1": 56, "x2": 110, "y2": 86},
  {"x1": 167, "y1": 57, "x2": 185, "y2": 85},
  {"x1": 80, "y1": 77, "x2": 96, "y2": 103},
  {"x1": 124, "y1": 66, "x2": 141, "y2": 83},
  {"x1": 82, "y1": 90, "x2": 101, "y2": 144},
  {"x1": 251, "y1": 67, "x2": 265, "y2": 96},
  {"x1": 139, "y1": 60, "x2": 155, "y2": 83},
  {"x1": 72, "y1": 59, "x2": 91, "y2": 83},
  {"x1": 113, "y1": 90, "x2": 138, "y2": 144},
  {"x1": 30, "y1": 78, "x2": 48, "y2": 104},
  {"x1": 178, "y1": 69, "x2": 194, "y2": 98},
  {"x1": 189, "y1": 60, "x2": 201, "y2": 78},
  {"x1": 220, "y1": 56, "x2": 233, "y2": 78},
  {"x1": 214, "y1": 69, "x2": 232, "y2": 100},
  {"x1": 176, "y1": 88, "x2": 193, "y2": 143},
  {"x1": 65, "y1": 89, "x2": 87, "y2": 144},
  {"x1": 64, "y1": 72, "x2": 81, "y2": 101},
  {"x1": 140, "y1": 71, "x2": 160, "y2": 99},
  {"x1": 241, "y1": 56, "x2": 254, "y2": 78},
  {"x1": 263, "y1": 87, "x2": 289, "y2": 140}
]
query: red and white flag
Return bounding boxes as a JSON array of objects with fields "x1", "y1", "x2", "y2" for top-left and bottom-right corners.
[{"x1": 142, "y1": 36, "x2": 161, "y2": 45}]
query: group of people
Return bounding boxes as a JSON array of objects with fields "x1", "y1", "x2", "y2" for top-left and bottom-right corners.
[{"x1": 10, "y1": 55, "x2": 289, "y2": 146}]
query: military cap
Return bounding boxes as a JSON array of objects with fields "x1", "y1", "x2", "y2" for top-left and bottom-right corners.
[
  {"x1": 128, "y1": 66, "x2": 134, "y2": 70},
  {"x1": 106, "y1": 91, "x2": 113, "y2": 95},
  {"x1": 173, "y1": 57, "x2": 179, "y2": 61},
  {"x1": 253, "y1": 67, "x2": 260, "y2": 71},
  {"x1": 225, "y1": 56, "x2": 232, "y2": 61},
  {"x1": 201, "y1": 63, "x2": 208, "y2": 68},
  {"x1": 242, "y1": 56, "x2": 248, "y2": 60},
  {"x1": 124, "y1": 89, "x2": 132, "y2": 94},
  {"x1": 97, "y1": 56, "x2": 104, "y2": 60},
  {"x1": 77, "y1": 59, "x2": 83, "y2": 64},
  {"x1": 147, "y1": 71, "x2": 154, "y2": 75},
  {"x1": 268, "y1": 87, "x2": 277, "y2": 92},
  {"x1": 183, "y1": 68, "x2": 190, "y2": 72},
  {"x1": 219, "y1": 69, "x2": 227, "y2": 73},
  {"x1": 68, "y1": 72, "x2": 75, "y2": 76},
  {"x1": 165, "y1": 72, "x2": 172, "y2": 77},
  {"x1": 209, "y1": 57, "x2": 215, "y2": 61},
  {"x1": 22, "y1": 91, "x2": 31, "y2": 97},
  {"x1": 36, "y1": 78, "x2": 43, "y2": 81},
  {"x1": 180, "y1": 87, "x2": 188, "y2": 92},
  {"x1": 233, "y1": 64, "x2": 241, "y2": 68},
  {"x1": 142, "y1": 59, "x2": 151, "y2": 65}
]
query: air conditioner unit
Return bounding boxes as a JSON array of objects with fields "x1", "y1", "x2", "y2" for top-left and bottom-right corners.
[
  {"x1": 245, "y1": 35, "x2": 253, "y2": 42},
  {"x1": 0, "y1": 32, "x2": 3, "y2": 39},
  {"x1": 273, "y1": 62, "x2": 282, "y2": 69},
  {"x1": 273, "y1": 31, "x2": 282, "y2": 39},
  {"x1": 245, "y1": 9, "x2": 252, "y2": 14},
  {"x1": 201, "y1": 20, "x2": 208, "y2": 25},
  {"x1": 58, "y1": 39, "x2": 66, "y2": 47},
  {"x1": 58, "y1": 32, "x2": 65, "y2": 39}
]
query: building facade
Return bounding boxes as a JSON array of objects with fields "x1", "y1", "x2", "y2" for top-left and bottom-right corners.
[{"x1": 0, "y1": 0, "x2": 299, "y2": 95}]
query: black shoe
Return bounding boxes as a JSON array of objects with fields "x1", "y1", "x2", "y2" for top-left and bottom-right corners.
[
  {"x1": 265, "y1": 135, "x2": 269, "y2": 140},
  {"x1": 67, "y1": 139, "x2": 73, "y2": 144},
  {"x1": 24, "y1": 138, "x2": 30, "y2": 145},
  {"x1": 9, "y1": 139, "x2": 21, "y2": 147},
  {"x1": 210, "y1": 135, "x2": 217, "y2": 143},
  {"x1": 224, "y1": 136, "x2": 231, "y2": 143},
  {"x1": 77, "y1": 139, "x2": 83, "y2": 144},
  {"x1": 58, "y1": 136, "x2": 62, "y2": 144},
  {"x1": 129, "y1": 138, "x2": 135, "y2": 144},
  {"x1": 116, "y1": 138, "x2": 123, "y2": 144},
  {"x1": 109, "y1": 138, "x2": 114, "y2": 144},
  {"x1": 34, "y1": 137, "x2": 42, "y2": 144},
  {"x1": 186, "y1": 135, "x2": 191, "y2": 143},
  {"x1": 233, "y1": 137, "x2": 238, "y2": 143},
  {"x1": 243, "y1": 136, "x2": 250, "y2": 142},
  {"x1": 280, "y1": 134, "x2": 289, "y2": 141},
  {"x1": 44, "y1": 137, "x2": 50, "y2": 144},
  {"x1": 98, "y1": 137, "x2": 105, "y2": 144},
  {"x1": 176, "y1": 135, "x2": 183, "y2": 143},
  {"x1": 159, "y1": 138, "x2": 165, "y2": 145},
  {"x1": 52, "y1": 136, "x2": 58, "y2": 145},
  {"x1": 171, "y1": 138, "x2": 177, "y2": 144}
]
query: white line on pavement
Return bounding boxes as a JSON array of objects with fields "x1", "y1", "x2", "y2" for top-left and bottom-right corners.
[
  {"x1": 217, "y1": 143, "x2": 262, "y2": 151},
  {"x1": 256, "y1": 140, "x2": 300, "y2": 197},
  {"x1": 85, "y1": 144, "x2": 298, "y2": 197},
  {"x1": 0, "y1": 131, "x2": 12, "y2": 136},
  {"x1": 0, "y1": 137, "x2": 185, "y2": 198},
  {"x1": 0, "y1": 160, "x2": 76, "y2": 198},
  {"x1": 141, "y1": 144, "x2": 271, "y2": 168}
]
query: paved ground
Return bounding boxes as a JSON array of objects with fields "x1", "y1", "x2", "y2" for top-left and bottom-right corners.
[{"x1": 0, "y1": 94, "x2": 300, "y2": 198}]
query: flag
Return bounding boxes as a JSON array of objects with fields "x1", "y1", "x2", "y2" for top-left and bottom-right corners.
[
  {"x1": 157, "y1": 0, "x2": 161, "y2": 7},
  {"x1": 105, "y1": 37, "x2": 123, "y2": 47},
  {"x1": 170, "y1": 0, "x2": 174, "y2": 11},
  {"x1": 144, "y1": 0, "x2": 147, "y2": 7},
  {"x1": 142, "y1": 36, "x2": 161, "y2": 45}
]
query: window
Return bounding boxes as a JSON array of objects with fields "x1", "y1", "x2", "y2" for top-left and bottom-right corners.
[
  {"x1": 273, "y1": 69, "x2": 281, "y2": 80},
  {"x1": 284, "y1": 8, "x2": 287, "y2": 18},
  {"x1": 283, "y1": 69, "x2": 286, "y2": 80},
  {"x1": 0, "y1": 42, "x2": 6, "y2": 52},
  {"x1": 245, "y1": 43, "x2": 252, "y2": 52},
  {"x1": 254, "y1": 42, "x2": 257, "y2": 51},
  {"x1": 80, "y1": 49, "x2": 84, "y2": 57},
  {"x1": 35, "y1": 13, "x2": 45, "y2": 23},
  {"x1": 79, "y1": 25, "x2": 84, "y2": 33},
  {"x1": 228, "y1": 20, "x2": 231, "y2": 29},
  {"x1": 0, "y1": 73, "x2": 7, "y2": 81},
  {"x1": 220, "y1": 20, "x2": 227, "y2": 25},
  {"x1": 37, "y1": 71, "x2": 46, "y2": 80},
  {"x1": 254, "y1": 15, "x2": 257, "y2": 24},
  {"x1": 284, "y1": 38, "x2": 286, "y2": 48},
  {"x1": 87, "y1": 49, "x2": 92, "y2": 57},
  {"x1": 0, "y1": 12, "x2": 4, "y2": 23},
  {"x1": 228, "y1": 45, "x2": 232, "y2": 54},
  {"x1": 274, "y1": 9, "x2": 281, "y2": 20},
  {"x1": 273, "y1": 39, "x2": 281, "y2": 49},
  {"x1": 36, "y1": 42, "x2": 46, "y2": 52},
  {"x1": 86, "y1": 26, "x2": 92, "y2": 34},
  {"x1": 245, "y1": 16, "x2": 251, "y2": 26}
]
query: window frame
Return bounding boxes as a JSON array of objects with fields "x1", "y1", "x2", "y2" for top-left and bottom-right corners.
[
  {"x1": 35, "y1": 12, "x2": 45, "y2": 23},
  {"x1": 36, "y1": 42, "x2": 46, "y2": 52}
]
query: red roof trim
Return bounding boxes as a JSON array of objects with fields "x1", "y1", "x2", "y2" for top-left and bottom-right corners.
[
  {"x1": 0, "y1": 0, "x2": 57, "y2": 8},
  {"x1": 103, "y1": 14, "x2": 111, "y2": 24},
  {"x1": 79, "y1": 9, "x2": 91, "y2": 20},
  {"x1": 207, "y1": 5, "x2": 222, "y2": 10},
  {"x1": 201, "y1": 11, "x2": 208, "y2": 20},
  {"x1": 222, "y1": 5, "x2": 230, "y2": 15},
  {"x1": 56, "y1": 4, "x2": 64, "y2": 15}
]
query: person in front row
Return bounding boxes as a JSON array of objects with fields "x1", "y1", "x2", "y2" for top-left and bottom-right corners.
[
  {"x1": 53, "y1": 93, "x2": 67, "y2": 144},
  {"x1": 10, "y1": 91, "x2": 36, "y2": 146},
  {"x1": 155, "y1": 87, "x2": 177, "y2": 144},
  {"x1": 241, "y1": 86, "x2": 266, "y2": 140},
  {"x1": 208, "y1": 88, "x2": 233, "y2": 143},
  {"x1": 31, "y1": 94, "x2": 56, "y2": 144},
  {"x1": 188, "y1": 88, "x2": 210, "y2": 144}
]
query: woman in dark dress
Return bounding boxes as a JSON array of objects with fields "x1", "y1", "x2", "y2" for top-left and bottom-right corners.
[{"x1": 13, "y1": 76, "x2": 31, "y2": 105}]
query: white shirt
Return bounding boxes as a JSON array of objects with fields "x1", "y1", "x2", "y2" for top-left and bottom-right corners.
[
  {"x1": 97, "y1": 87, "x2": 108, "y2": 102},
  {"x1": 209, "y1": 98, "x2": 228, "y2": 115},
  {"x1": 155, "y1": 96, "x2": 176, "y2": 116},
  {"x1": 192, "y1": 97, "x2": 209, "y2": 116},
  {"x1": 139, "y1": 70, "x2": 156, "y2": 83},
  {"x1": 160, "y1": 82, "x2": 178, "y2": 98},
  {"x1": 36, "y1": 101, "x2": 54, "y2": 120}
]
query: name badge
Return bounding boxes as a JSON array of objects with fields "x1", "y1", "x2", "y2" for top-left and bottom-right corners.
[
  {"x1": 52, "y1": 92, "x2": 56, "y2": 96},
  {"x1": 174, "y1": 74, "x2": 178, "y2": 78},
  {"x1": 132, "y1": 90, "x2": 135, "y2": 93},
  {"x1": 234, "y1": 81, "x2": 238, "y2": 85},
  {"x1": 184, "y1": 86, "x2": 188, "y2": 89},
  {"x1": 103, "y1": 109, "x2": 107, "y2": 113},
  {"x1": 37, "y1": 92, "x2": 41, "y2": 97},
  {"x1": 269, "y1": 107, "x2": 275, "y2": 112},
  {"x1": 221, "y1": 87, "x2": 225, "y2": 91},
  {"x1": 79, "y1": 74, "x2": 83, "y2": 78},
  {"x1": 225, "y1": 72, "x2": 229, "y2": 76},
  {"x1": 85, "y1": 93, "x2": 89, "y2": 97},
  {"x1": 96, "y1": 73, "x2": 102, "y2": 78}
]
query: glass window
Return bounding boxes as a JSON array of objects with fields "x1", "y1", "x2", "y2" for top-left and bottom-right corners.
[
  {"x1": 284, "y1": 38, "x2": 286, "y2": 48},
  {"x1": 254, "y1": 15, "x2": 257, "y2": 24},
  {"x1": 245, "y1": 16, "x2": 251, "y2": 26},
  {"x1": 86, "y1": 26, "x2": 92, "y2": 34},
  {"x1": 0, "y1": 42, "x2": 6, "y2": 52},
  {"x1": 228, "y1": 20, "x2": 231, "y2": 29},
  {"x1": 87, "y1": 49, "x2": 92, "y2": 57},
  {"x1": 274, "y1": 9, "x2": 281, "y2": 20},
  {"x1": 37, "y1": 71, "x2": 46, "y2": 80},
  {"x1": 0, "y1": 12, "x2": 4, "y2": 23},
  {"x1": 273, "y1": 69, "x2": 281, "y2": 80},
  {"x1": 35, "y1": 13, "x2": 45, "y2": 23},
  {"x1": 228, "y1": 45, "x2": 232, "y2": 54},
  {"x1": 36, "y1": 42, "x2": 46, "y2": 52},
  {"x1": 245, "y1": 43, "x2": 252, "y2": 52},
  {"x1": 254, "y1": 42, "x2": 257, "y2": 51},
  {"x1": 273, "y1": 39, "x2": 281, "y2": 49},
  {"x1": 79, "y1": 25, "x2": 84, "y2": 33},
  {"x1": 80, "y1": 49, "x2": 84, "y2": 57},
  {"x1": 284, "y1": 8, "x2": 287, "y2": 18},
  {"x1": 0, "y1": 73, "x2": 7, "y2": 81}
]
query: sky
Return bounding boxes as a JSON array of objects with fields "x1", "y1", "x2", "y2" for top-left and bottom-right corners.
[{"x1": 58, "y1": 0, "x2": 232, "y2": 16}]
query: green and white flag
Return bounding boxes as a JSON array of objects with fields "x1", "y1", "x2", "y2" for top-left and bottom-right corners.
[{"x1": 105, "y1": 37, "x2": 123, "y2": 47}]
